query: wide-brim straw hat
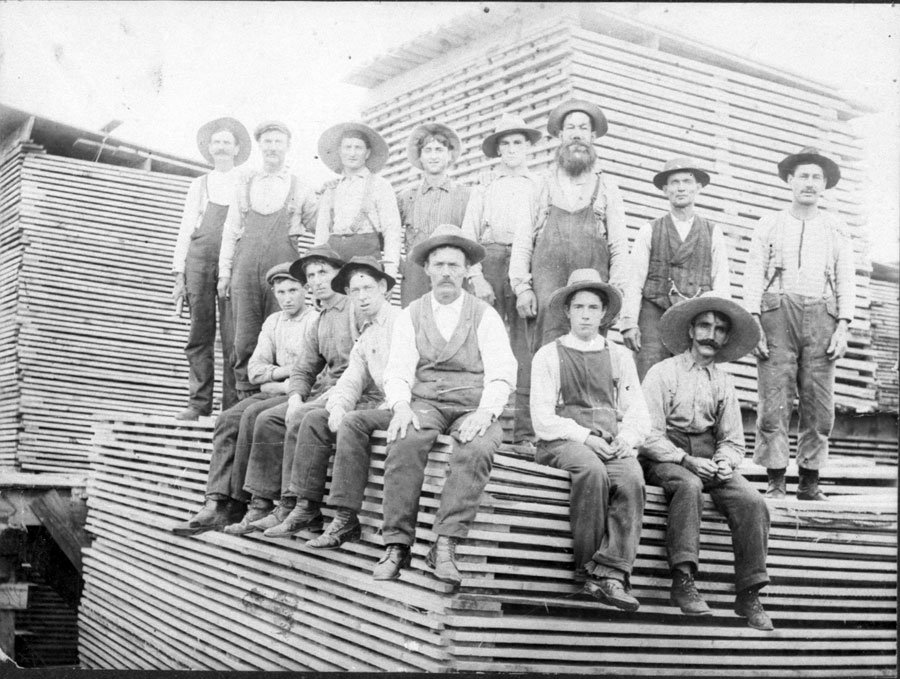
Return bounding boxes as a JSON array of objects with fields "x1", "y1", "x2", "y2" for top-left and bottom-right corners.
[
  {"x1": 481, "y1": 113, "x2": 542, "y2": 158},
  {"x1": 407, "y1": 122, "x2": 462, "y2": 169},
  {"x1": 330, "y1": 255, "x2": 396, "y2": 293},
  {"x1": 653, "y1": 157, "x2": 712, "y2": 190},
  {"x1": 197, "y1": 117, "x2": 251, "y2": 166},
  {"x1": 289, "y1": 245, "x2": 345, "y2": 285},
  {"x1": 777, "y1": 146, "x2": 841, "y2": 189},
  {"x1": 659, "y1": 293, "x2": 760, "y2": 363},
  {"x1": 318, "y1": 122, "x2": 389, "y2": 174},
  {"x1": 265, "y1": 262, "x2": 300, "y2": 286},
  {"x1": 409, "y1": 224, "x2": 485, "y2": 268},
  {"x1": 547, "y1": 268, "x2": 622, "y2": 327},
  {"x1": 546, "y1": 99, "x2": 609, "y2": 139}
]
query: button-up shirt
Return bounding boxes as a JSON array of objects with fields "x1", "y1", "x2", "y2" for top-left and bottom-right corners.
[
  {"x1": 172, "y1": 168, "x2": 242, "y2": 273},
  {"x1": 218, "y1": 166, "x2": 317, "y2": 279},
  {"x1": 530, "y1": 333, "x2": 649, "y2": 450},
  {"x1": 247, "y1": 306, "x2": 319, "y2": 386},
  {"x1": 619, "y1": 214, "x2": 732, "y2": 331},
  {"x1": 398, "y1": 175, "x2": 471, "y2": 241},
  {"x1": 640, "y1": 351, "x2": 745, "y2": 469},
  {"x1": 383, "y1": 292, "x2": 517, "y2": 418},
  {"x1": 743, "y1": 209, "x2": 855, "y2": 321},
  {"x1": 314, "y1": 167, "x2": 402, "y2": 272},
  {"x1": 326, "y1": 303, "x2": 399, "y2": 413},
  {"x1": 509, "y1": 162, "x2": 628, "y2": 294}
]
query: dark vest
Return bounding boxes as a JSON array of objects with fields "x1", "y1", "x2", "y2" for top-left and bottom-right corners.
[
  {"x1": 642, "y1": 214, "x2": 714, "y2": 309},
  {"x1": 409, "y1": 292, "x2": 488, "y2": 407}
]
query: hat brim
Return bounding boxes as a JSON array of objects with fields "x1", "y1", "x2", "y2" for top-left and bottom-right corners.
[
  {"x1": 318, "y1": 122, "x2": 389, "y2": 174},
  {"x1": 777, "y1": 153, "x2": 841, "y2": 189},
  {"x1": 410, "y1": 234, "x2": 486, "y2": 268},
  {"x1": 330, "y1": 261, "x2": 396, "y2": 293},
  {"x1": 547, "y1": 100, "x2": 609, "y2": 139},
  {"x1": 289, "y1": 253, "x2": 345, "y2": 286},
  {"x1": 407, "y1": 123, "x2": 462, "y2": 170},
  {"x1": 659, "y1": 297, "x2": 760, "y2": 363},
  {"x1": 653, "y1": 167, "x2": 711, "y2": 190},
  {"x1": 197, "y1": 117, "x2": 252, "y2": 166},
  {"x1": 547, "y1": 280, "x2": 622, "y2": 328},
  {"x1": 481, "y1": 126, "x2": 542, "y2": 158}
]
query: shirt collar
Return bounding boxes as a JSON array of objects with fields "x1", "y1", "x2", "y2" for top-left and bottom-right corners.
[
  {"x1": 341, "y1": 166, "x2": 371, "y2": 182},
  {"x1": 421, "y1": 175, "x2": 451, "y2": 193},
  {"x1": 430, "y1": 291, "x2": 465, "y2": 314},
  {"x1": 319, "y1": 293, "x2": 347, "y2": 312},
  {"x1": 679, "y1": 350, "x2": 716, "y2": 376},
  {"x1": 563, "y1": 331, "x2": 607, "y2": 351},
  {"x1": 280, "y1": 308, "x2": 308, "y2": 323},
  {"x1": 494, "y1": 165, "x2": 534, "y2": 180},
  {"x1": 260, "y1": 165, "x2": 290, "y2": 180}
]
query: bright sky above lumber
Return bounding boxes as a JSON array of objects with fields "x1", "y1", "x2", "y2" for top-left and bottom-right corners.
[{"x1": 1, "y1": 1, "x2": 897, "y2": 263}]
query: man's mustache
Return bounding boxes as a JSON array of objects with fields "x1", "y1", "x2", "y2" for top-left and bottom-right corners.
[{"x1": 698, "y1": 339, "x2": 721, "y2": 348}]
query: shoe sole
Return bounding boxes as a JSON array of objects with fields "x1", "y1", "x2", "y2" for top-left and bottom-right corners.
[{"x1": 585, "y1": 584, "x2": 640, "y2": 612}]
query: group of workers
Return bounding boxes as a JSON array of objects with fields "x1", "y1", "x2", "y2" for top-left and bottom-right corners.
[{"x1": 169, "y1": 99, "x2": 855, "y2": 632}]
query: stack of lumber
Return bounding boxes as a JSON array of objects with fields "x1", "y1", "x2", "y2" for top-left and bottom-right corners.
[
  {"x1": 14, "y1": 576, "x2": 78, "y2": 668},
  {"x1": 79, "y1": 413, "x2": 897, "y2": 675},
  {"x1": 355, "y1": 8, "x2": 878, "y2": 413},
  {"x1": 869, "y1": 273, "x2": 899, "y2": 410}
]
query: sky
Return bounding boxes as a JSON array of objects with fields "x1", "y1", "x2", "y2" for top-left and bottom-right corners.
[{"x1": 1, "y1": 1, "x2": 898, "y2": 263}]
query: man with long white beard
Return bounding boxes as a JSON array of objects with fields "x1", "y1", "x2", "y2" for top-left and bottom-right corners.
[{"x1": 509, "y1": 99, "x2": 628, "y2": 347}]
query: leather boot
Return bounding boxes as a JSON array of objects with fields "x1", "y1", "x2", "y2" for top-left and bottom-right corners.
[
  {"x1": 172, "y1": 498, "x2": 231, "y2": 536},
  {"x1": 306, "y1": 508, "x2": 361, "y2": 549},
  {"x1": 372, "y1": 544, "x2": 411, "y2": 580},
  {"x1": 263, "y1": 499, "x2": 324, "y2": 537},
  {"x1": 765, "y1": 468, "x2": 787, "y2": 499},
  {"x1": 175, "y1": 406, "x2": 203, "y2": 421},
  {"x1": 583, "y1": 577, "x2": 640, "y2": 612},
  {"x1": 735, "y1": 587, "x2": 774, "y2": 630},
  {"x1": 670, "y1": 569, "x2": 712, "y2": 616},
  {"x1": 426, "y1": 536, "x2": 461, "y2": 585},
  {"x1": 222, "y1": 497, "x2": 275, "y2": 535},
  {"x1": 248, "y1": 497, "x2": 296, "y2": 532},
  {"x1": 797, "y1": 467, "x2": 827, "y2": 501}
]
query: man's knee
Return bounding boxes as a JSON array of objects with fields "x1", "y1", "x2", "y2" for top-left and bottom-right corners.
[{"x1": 342, "y1": 410, "x2": 377, "y2": 436}]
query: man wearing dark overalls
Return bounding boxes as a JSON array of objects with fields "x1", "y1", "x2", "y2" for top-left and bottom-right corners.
[
  {"x1": 217, "y1": 121, "x2": 318, "y2": 400},
  {"x1": 510, "y1": 99, "x2": 628, "y2": 347},
  {"x1": 314, "y1": 122, "x2": 401, "y2": 280},
  {"x1": 620, "y1": 157, "x2": 733, "y2": 381},
  {"x1": 171, "y1": 117, "x2": 251, "y2": 420},
  {"x1": 531, "y1": 269, "x2": 649, "y2": 612},
  {"x1": 397, "y1": 122, "x2": 470, "y2": 306}
]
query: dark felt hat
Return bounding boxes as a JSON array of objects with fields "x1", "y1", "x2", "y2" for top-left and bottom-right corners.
[
  {"x1": 289, "y1": 245, "x2": 345, "y2": 285},
  {"x1": 653, "y1": 156, "x2": 712, "y2": 190},
  {"x1": 777, "y1": 146, "x2": 841, "y2": 189},
  {"x1": 546, "y1": 99, "x2": 608, "y2": 139},
  {"x1": 409, "y1": 224, "x2": 486, "y2": 268},
  {"x1": 318, "y1": 122, "x2": 389, "y2": 174},
  {"x1": 196, "y1": 117, "x2": 251, "y2": 166},
  {"x1": 659, "y1": 293, "x2": 760, "y2": 363},
  {"x1": 406, "y1": 122, "x2": 462, "y2": 169},
  {"x1": 330, "y1": 255, "x2": 396, "y2": 293}
]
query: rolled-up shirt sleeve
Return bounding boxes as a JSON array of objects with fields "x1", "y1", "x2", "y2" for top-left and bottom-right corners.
[
  {"x1": 475, "y1": 305, "x2": 517, "y2": 417},
  {"x1": 172, "y1": 176, "x2": 203, "y2": 274},
  {"x1": 383, "y1": 308, "x2": 418, "y2": 410}
]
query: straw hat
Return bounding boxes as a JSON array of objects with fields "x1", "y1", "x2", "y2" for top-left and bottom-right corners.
[
  {"x1": 658, "y1": 293, "x2": 760, "y2": 363},
  {"x1": 318, "y1": 122, "x2": 389, "y2": 174},
  {"x1": 777, "y1": 146, "x2": 841, "y2": 189},
  {"x1": 330, "y1": 255, "x2": 396, "y2": 293},
  {"x1": 288, "y1": 245, "x2": 345, "y2": 285},
  {"x1": 546, "y1": 99, "x2": 608, "y2": 138},
  {"x1": 406, "y1": 122, "x2": 462, "y2": 169},
  {"x1": 409, "y1": 224, "x2": 485, "y2": 268},
  {"x1": 547, "y1": 269, "x2": 622, "y2": 326},
  {"x1": 481, "y1": 113, "x2": 542, "y2": 158},
  {"x1": 196, "y1": 117, "x2": 251, "y2": 166},
  {"x1": 653, "y1": 157, "x2": 712, "y2": 190}
]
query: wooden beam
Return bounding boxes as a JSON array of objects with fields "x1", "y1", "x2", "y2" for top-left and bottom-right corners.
[
  {"x1": 0, "y1": 584, "x2": 28, "y2": 611},
  {"x1": 30, "y1": 490, "x2": 88, "y2": 573}
]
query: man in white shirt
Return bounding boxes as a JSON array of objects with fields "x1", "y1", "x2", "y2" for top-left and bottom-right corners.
[
  {"x1": 314, "y1": 122, "x2": 401, "y2": 278},
  {"x1": 171, "y1": 117, "x2": 251, "y2": 419},
  {"x1": 620, "y1": 157, "x2": 731, "y2": 380},
  {"x1": 373, "y1": 225, "x2": 517, "y2": 585},
  {"x1": 531, "y1": 269, "x2": 649, "y2": 611}
]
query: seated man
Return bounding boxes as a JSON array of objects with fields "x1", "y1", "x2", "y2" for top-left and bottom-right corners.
[
  {"x1": 265, "y1": 256, "x2": 399, "y2": 541},
  {"x1": 224, "y1": 245, "x2": 351, "y2": 535},
  {"x1": 173, "y1": 263, "x2": 317, "y2": 535},
  {"x1": 374, "y1": 225, "x2": 517, "y2": 585},
  {"x1": 640, "y1": 294, "x2": 773, "y2": 630},
  {"x1": 531, "y1": 269, "x2": 649, "y2": 611}
]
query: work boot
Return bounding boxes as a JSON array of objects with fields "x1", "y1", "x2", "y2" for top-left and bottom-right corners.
[
  {"x1": 797, "y1": 467, "x2": 828, "y2": 501},
  {"x1": 263, "y1": 499, "x2": 323, "y2": 537},
  {"x1": 306, "y1": 508, "x2": 361, "y2": 549},
  {"x1": 670, "y1": 570, "x2": 712, "y2": 616},
  {"x1": 735, "y1": 587, "x2": 774, "y2": 630},
  {"x1": 175, "y1": 406, "x2": 204, "y2": 421},
  {"x1": 223, "y1": 497, "x2": 275, "y2": 535},
  {"x1": 372, "y1": 544, "x2": 411, "y2": 580},
  {"x1": 426, "y1": 536, "x2": 461, "y2": 586},
  {"x1": 172, "y1": 498, "x2": 231, "y2": 536},
  {"x1": 765, "y1": 468, "x2": 787, "y2": 499},
  {"x1": 247, "y1": 499, "x2": 296, "y2": 533},
  {"x1": 583, "y1": 577, "x2": 640, "y2": 612}
]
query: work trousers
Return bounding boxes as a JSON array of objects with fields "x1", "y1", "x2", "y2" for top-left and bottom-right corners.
[
  {"x1": 755, "y1": 293, "x2": 837, "y2": 470},
  {"x1": 634, "y1": 298, "x2": 673, "y2": 382},
  {"x1": 290, "y1": 407, "x2": 392, "y2": 511},
  {"x1": 382, "y1": 400, "x2": 501, "y2": 546},
  {"x1": 205, "y1": 392, "x2": 288, "y2": 502},
  {"x1": 643, "y1": 461, "x2": 770, "y2": 592},
  {"x1": 536, "y1": 440, "x2": 644, "y2": 579}
]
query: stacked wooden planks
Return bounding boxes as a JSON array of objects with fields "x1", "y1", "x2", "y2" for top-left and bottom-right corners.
[
  {"x1": 869, "y1": 272, "x2": 899, "y2": 410},
  {"x1": 355, "y1": 9, "x2": 877, "y2": 412},
  {"x1": 79, "y1": 413, "x2": 897, "y2": 675}
]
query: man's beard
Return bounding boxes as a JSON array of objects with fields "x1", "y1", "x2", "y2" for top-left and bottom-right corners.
[{"x1": 556, "y1": 141, "x2": 597, "y2": 177}]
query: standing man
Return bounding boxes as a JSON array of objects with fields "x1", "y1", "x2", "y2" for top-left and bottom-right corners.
[
  {"x1": 172, "y1": 117, "x2": 251, "y2": 419},
  {"x1": 743, "y1": 147, "x2": 854, "y2": 501},
  {"x1": 267, "y1": 256, "x2": 399, "y2": 543},
  {"x1": 218, "y1": 121, "x2": 318, "y2": 400},
  {"x1": 172, "y1": 263, "x2": 317, "y2": 535},
  {"x1": 314, "y1": 122, "x2": 401, "y2": 277},
  {"x1": 462, "y1": 113, "x2": 543, "y2": 442},
  {"x1": 620, "y1": 157, "x2": 732, "y2": 380},
  {"x1": 397, "y1": 122, "x2": 471, "y2": 306},
  {"x1": 510, "y1": 99, "x2": 629, "y2": 345},
  {"x1": 531, "y1": 270, "x2": 649, "y2": 611},
  {"x1": 640, "y1": 295, "x2": 773, "y2": 631},
  {"x1": 374, "y1": 225, "x2": 517, "y2": 585}
]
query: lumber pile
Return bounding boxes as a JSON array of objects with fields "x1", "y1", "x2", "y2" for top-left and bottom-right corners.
[
  {"x1": 869, "y1": 273, "x2": 899, "y2": 410},
  {"x1": 79, "y1": 413, "x2": 897, "y2": 675}
]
